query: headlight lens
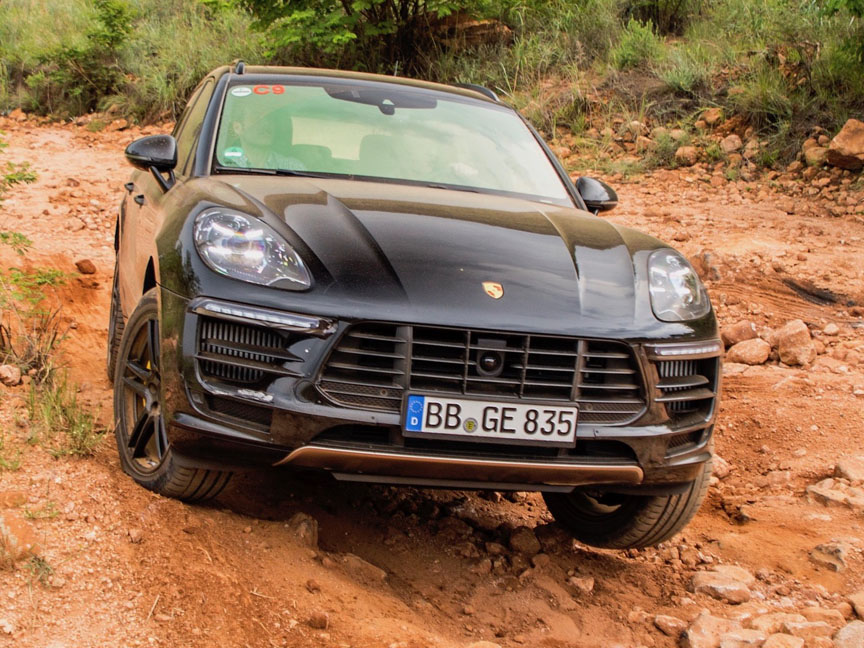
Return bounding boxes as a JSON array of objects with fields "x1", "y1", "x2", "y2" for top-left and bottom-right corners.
[
  {"x1": 193, "y1": 209, "x2": 311, "y2": 289},
  {"x1": 648, "y1": 249, "x2": 710, "y2": 321}
]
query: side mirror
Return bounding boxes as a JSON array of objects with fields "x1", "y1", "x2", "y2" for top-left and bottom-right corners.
[
  {"x1": 125, "y1": 135, "x2": 177, "y2": 191},
  {"x1": 575, "y1": 176, "x2": 618, "y2": 214}
]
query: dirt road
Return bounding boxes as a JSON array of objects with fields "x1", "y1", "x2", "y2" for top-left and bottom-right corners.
[{"x1": 1, "y1": 118, "x2": 863, "y2": 648}]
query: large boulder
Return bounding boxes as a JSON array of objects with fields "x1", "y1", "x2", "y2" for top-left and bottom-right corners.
[
  {"x1": 776, "y1": 320, "x2": 816, "y2": 366},
  {"x1": 826, "y1": 119, "x2": 864, "y2": 170}
]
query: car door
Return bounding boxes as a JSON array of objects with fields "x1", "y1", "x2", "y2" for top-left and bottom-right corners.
[{"x1": 119, "y1": 77, "x2": 215, "y2": 314}]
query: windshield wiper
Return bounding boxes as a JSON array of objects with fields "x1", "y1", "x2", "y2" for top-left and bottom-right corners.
[
  {"x1": 212, "y1": 166, "x2": 330, "y2": 179},
  {"x1": 273, "y1": 169, "x2": 332, "y2": 178},
  {"x1": 424, "y1": 183, "x2": 480, "y2": 193},
  {"x1": 213, "y1": 165, "x2": 277, "y2": 175}
]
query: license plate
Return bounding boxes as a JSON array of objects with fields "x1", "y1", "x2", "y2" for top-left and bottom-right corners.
[{"x1": 403, "y1": 394, "x2": 577, "y2": 446}]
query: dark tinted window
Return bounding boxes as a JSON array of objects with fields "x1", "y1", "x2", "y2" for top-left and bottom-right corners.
[{"x1": 174, "y1": 77, "x2": 215, "y2": 176}]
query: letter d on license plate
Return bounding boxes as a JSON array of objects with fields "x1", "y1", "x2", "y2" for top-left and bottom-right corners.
[{"x1": 404, "y1": 394, "x2": 577, "y2": 447}]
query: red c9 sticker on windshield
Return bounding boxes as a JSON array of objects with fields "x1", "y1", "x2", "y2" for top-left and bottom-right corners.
[{"x1": 252, "y1": 85, "x2": 285, "y2": 95}]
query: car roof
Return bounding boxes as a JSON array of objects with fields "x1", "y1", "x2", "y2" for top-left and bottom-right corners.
[{"x1": 211, "y1": 64, "x2": 502, "y2": 105}]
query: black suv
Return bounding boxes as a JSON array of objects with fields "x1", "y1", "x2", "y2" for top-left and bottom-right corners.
[{"x1": 109, "y1": 63, "x2": 721, "y2": 549}]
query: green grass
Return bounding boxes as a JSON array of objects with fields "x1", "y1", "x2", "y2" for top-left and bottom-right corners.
[
  {"x1": 610, "y1": 18, "x2": 663, "y2": 70},
  {"x1": 26, "y1": 375, "x2": 104, "y2": 457},
  {"x1": 24, "y1": 555, "x2": 53, "y2": 586}
]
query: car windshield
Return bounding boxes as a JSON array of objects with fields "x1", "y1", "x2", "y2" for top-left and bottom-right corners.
[{"x1": 213, "y1": 79, "x2": 573, "y2": 205}]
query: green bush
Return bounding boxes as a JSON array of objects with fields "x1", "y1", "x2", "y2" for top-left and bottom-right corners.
[
  {"x1": 0, "y1": 0, "x2": 264, "y2": 120},
  {"x1": 610, "y1": 18, "x2": 663, "y2": 69}
]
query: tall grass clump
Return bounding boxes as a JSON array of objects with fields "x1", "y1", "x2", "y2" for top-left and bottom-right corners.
[{"x1": 610, "y1": 18, "x2": 663, "y2": 69}]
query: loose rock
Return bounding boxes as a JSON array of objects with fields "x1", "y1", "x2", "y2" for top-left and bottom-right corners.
[
  {"x1": 781, "y1": 621, "x2": 833, "y2": 639},
  {"x1": 682, "y1": 612, "x2": 743, "y2": 648},
  {"x1": 726, "y1": 338, "x2": 771, "y2": 365},
  {"x1": 835, "y1": 621, "x2": 864, "y2": 648},
  {"x1": 654, "y1": 614, "x2": 687, "y2": 637},
  {"x1": 691, "y1": 566, "x2": 753, "y2": 604},
  {"x1": 763, "y1": 635, "x2": 804, "y2": 648},
  {"x1": 0, "y1": 511, "x2": 39, "y2": 564},
  {"x1": 676, "y1": 146, "x2": 699, "y2": 166},
  {"x1": 286, "y1": 512, "x2": 319, "y2": 548},
  {"x1": 801, "y1": 607, "x2": 846, "y2": 629},
  {"x1": 721, "y1": 134, "x2": 743, "y2": 154},
  {"x1": 810, "y1": 541, "x2": 852, "y2": 572},
  {"x1": 0, "y1": 365, "x2": 21, "y2": 387},
  {"x1": 722, "y1": 320, "x2": 758, "y2": 347},
  {"x1": 826, "y1": 118, "x2": 864, "y2": 170},
  {"x1": 847, "y1": 591, "x2": 864, "y2": 619},
  {"x1": 509, "y1": 526, "x2": 541, "y2": 556},
  {"x1": 835, "y1": 457, "x2": 864, "y2": 483},
  {"x1": 777, "y1": 320, "x2": 816, "y2": 366},
  {"x1": 750, "y1": 613, "x2": 807, "y2": 635},
  {"x1": 75, "y1": 259, "x2": 97, "y2": 274},
  {"x1": 719, "y1": 629, "x2": 766, "y2": 647},
  {"x1": 306, "y1": 610, "x2": 329, "y2": 629},
  {"x1": 567, "y1": 576, "x2": 594, "y2": 595},
  {"x1": 804, "y1": 146, "x2": 828, "y2": 167}
]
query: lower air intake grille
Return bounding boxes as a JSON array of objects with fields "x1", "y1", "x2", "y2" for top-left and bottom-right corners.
[
  {"x1": 318, "y1": 323, "x2": 646, "y2": 425},
  {"x1": 197, "y1": 317, "x2": 293, "y2": 388},
  {"x1": 655, "y1": 357, "x2": 720, "y2": 422}
]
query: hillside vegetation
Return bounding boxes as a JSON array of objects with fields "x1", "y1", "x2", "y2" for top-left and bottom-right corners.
[{"x1": 1, "y1": 0, "x2": 862, "y2": 167}]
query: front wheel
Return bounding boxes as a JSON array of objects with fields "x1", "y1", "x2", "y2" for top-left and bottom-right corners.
[
  {"x1": 543, "y1": 458, "x2": 712, "y2": 549},
  {"x1": 113, "y1": 288, "x2": 231, "y2": 501}
]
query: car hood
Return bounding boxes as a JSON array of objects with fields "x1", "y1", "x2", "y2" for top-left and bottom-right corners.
[{"x1": 191, "y1": 176, "x2": 708, "y2": 339}]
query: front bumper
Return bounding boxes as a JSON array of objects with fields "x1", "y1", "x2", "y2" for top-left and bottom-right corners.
[{"x1": 159, "y1": 288, "x2": 720, "y2": 491}]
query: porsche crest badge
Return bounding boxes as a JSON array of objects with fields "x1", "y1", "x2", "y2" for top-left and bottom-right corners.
[{"x1": 482, "y1": 281, "x2": 504, "y2": 299}]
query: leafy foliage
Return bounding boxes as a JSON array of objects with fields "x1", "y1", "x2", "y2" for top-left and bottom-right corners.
[
  {"x1": 610, "y1": 18, "x2": 663, "y2": 69},
  {"x1": 25, "y1": 0, "x2": 134, "y2": 116},
  {"x1": 237, "y1": 0, "x2": 488, "y2": 71}
]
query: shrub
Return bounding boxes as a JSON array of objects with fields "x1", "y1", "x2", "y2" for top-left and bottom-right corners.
[
  {"x1": 24, "y1": 0, "x2": 134, "y2": 116},
  {"x1": 610, "y1": 18, "x2": 663, "y2": 69}
]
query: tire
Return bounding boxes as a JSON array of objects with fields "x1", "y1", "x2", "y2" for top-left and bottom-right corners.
[
  {"x1": 106, "y1": 263, "x2": 125, "y2": 382},
  {"x1": 543, "y1": 457, "x2": 712, "y2": 550},
  {"x1": 113, "y1": 288, "x2": 231, "y2": 501}
]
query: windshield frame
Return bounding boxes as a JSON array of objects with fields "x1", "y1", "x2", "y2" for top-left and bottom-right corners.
[{"x1": 208, "y1": 74, "x2": 579, "y2": 208}]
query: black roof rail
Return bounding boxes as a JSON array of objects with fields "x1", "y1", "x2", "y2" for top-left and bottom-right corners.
[
  {"x1": 452, "y1": 83, "x2": 499, "y2": 102},
  {"x1": 233, "y1": 60, "x2": 246, "y2": 74}
]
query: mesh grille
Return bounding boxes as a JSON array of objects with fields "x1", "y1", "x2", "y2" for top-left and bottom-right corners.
[
  {"x1": 656, "y1": 357, "x2": 719, "y2": 422},
  {"x1": 318, "y1": 323, "x2": 646, "y2": 425},
  {"x1": 197, "y1": 317, "x2": 292, "y2": 387},
  {"x1": 205, "y1": 395, "x2": 274, "y2": 427}
]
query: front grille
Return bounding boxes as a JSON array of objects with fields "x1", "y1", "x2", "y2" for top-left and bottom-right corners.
[
  {"x1": 205, "y1": 394, "x2": 274, "y2": 428},
  {"x1": 197, "y1": 317, "x2": 296, "y2": 388},
  {"x1": 318, "y1": 323, "x2": 646, "y2": 425},
  {"x1": 656, "y1": 357, "x2": 720, "y2": 423}
]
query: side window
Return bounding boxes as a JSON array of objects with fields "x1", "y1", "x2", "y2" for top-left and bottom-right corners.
[{"x1": 174, "y1": 78, "x2": 215, "y2": 177}]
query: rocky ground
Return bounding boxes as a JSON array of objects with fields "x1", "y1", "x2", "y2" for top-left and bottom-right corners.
[{"x1": 0, "y1": 114, "x2": 864, "y2": 648}]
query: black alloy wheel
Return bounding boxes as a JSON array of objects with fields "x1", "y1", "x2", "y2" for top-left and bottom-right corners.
[
  {"x1": 113, "y1": 289, "x2": 231, "y2": 500},
  {"x1": 117, "y1": 306, "x2": 167, "y2": 473}
]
